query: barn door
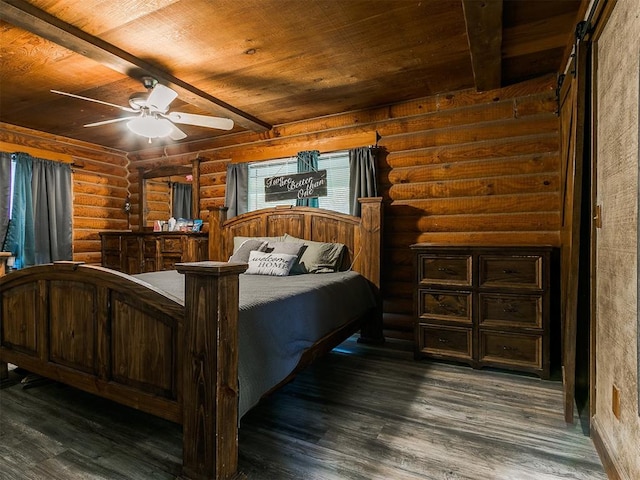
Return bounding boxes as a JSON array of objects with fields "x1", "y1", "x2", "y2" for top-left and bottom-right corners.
[{"x1": 559, "y1": 38, "x2": 589, "y2": 424}]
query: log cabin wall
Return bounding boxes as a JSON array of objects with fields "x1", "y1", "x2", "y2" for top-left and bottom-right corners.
[
  {"x1": 0, "y1": 123, "x2": 129, "y2": 265},
  {"x1": 129, "y1": 73, "x2": 561, "y2": 340},
  {"x1": 0, "y1": 74, "x2": 561, "y2": 340}
]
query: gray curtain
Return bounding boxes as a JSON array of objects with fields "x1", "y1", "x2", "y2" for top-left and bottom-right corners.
[
  {"x1": 225, "y1": 163, "x2": 248, "y2": 218},
  {"x1": 0, "y1": 152, "x2": 12, "y2": 249},
  {"x1": 349, "y1": 147, "x2": 378, "y2": 216},
  {"x1": 172, "y1": 182, "x2": 192, "y2": 219},
  {"x1": 31, "y1": 157, "x2": 73, "y2": 264},
  {"x1": 4, "y1": 153, "x2": 72, "y2": 268},
  {"x1": 296, "y1": 150, "x2": 319, "y2": 207}
]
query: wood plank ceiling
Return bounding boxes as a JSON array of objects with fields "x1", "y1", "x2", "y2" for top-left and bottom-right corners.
[{"x1": 0, "y1": 0, "x2": 584, "y2": 154}]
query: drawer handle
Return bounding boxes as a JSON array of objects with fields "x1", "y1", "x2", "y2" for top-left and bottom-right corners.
[
  {"x1": 438, "y1": 338, "x2": 449, "y2": 343},
  {"x1": 438, "y1": 302, "x2": 448, "y2": 308},
  {"x1": 502, "y1": 345, "x2": 517, "y2": 352},
  {"x1": 503, "y1": 304, "x2": 518, "y2": 313},
  {"x1": 502, "y1": 268, "x2": 518, "y2": 274},
  {"x1": 437, "y1": 267, "x2": 457, "y2": 275}
]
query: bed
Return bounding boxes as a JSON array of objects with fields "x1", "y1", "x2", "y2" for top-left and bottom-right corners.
[{"x1": 0, "y1": 197, "x2": 383, "y2": 480}]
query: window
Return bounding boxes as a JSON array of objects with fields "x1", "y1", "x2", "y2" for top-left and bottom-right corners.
[{"x1": 247, "y1": 150, "x2": 350, "y2": 214}]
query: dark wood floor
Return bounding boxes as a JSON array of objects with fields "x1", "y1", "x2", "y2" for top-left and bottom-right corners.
[{"x1": 0, "y1": 337, "x2": 606, "y2": 480}]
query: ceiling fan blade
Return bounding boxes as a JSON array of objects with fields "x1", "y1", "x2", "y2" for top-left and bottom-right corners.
[
  {"x1": 146, "y1": 84, "x2": 178, "y2": 112},
  {"x1": 166, "y1": 111, "x2": 234, "y2": 130},
  {"x1": 51, "y1": 90, "x2": 137, "y2": 113},
  {"x1": 84, "y1": 116, "x2": 138, "y2": 127},
  {"x1": 168, "y1": 123, "x2": 187, "y2": 141}
]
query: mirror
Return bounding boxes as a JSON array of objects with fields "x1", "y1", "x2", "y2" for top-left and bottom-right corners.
[
  {"x1": 138, "y1": 159, "x2": 200, "y2": 230},
  {"x1": 146, "y1": 176, "x2": 191, "y2": 219}
]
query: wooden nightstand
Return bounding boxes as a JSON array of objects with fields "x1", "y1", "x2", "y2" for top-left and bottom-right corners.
[{"x1": 411, "y1": 244, "x2": 556, "y2": 379}]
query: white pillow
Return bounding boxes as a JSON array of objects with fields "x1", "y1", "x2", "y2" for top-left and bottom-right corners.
[{"x1": 245, "y1": 251, "x2": 298, "y2": 276}]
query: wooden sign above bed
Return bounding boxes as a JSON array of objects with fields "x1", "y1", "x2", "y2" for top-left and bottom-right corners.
[{"x1": 265, "y1": 169, "x2": 327, "y2": 201}]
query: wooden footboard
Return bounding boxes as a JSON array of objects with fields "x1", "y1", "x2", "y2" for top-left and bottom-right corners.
[
  {"x1": 176, "y1": 261, "x2": 247, "y2": 480},
  {"x1": 0, "y1": 260, "x2": 247, "y2": 480},
  {"x1": 0, "y1": 200, "x2": 383, "y2": 480}
]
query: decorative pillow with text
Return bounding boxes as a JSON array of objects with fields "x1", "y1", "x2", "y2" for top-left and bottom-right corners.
[{"x1": 245, "y1": 250, "x2": 298, "y2": 276}]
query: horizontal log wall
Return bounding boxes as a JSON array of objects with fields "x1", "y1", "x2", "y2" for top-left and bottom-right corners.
[
  {"x1": 1, "y1": 74, "x2": 560, "y2": 339},
  {"x1": 0, "y1": 123, "x2": 129, "y2": 265},
  {"x1": 383, "y1": 77, "x2": 560, "y2": 337},
  {"x1": 129, "y1": 74, "x2": 561, "y2": 339}
]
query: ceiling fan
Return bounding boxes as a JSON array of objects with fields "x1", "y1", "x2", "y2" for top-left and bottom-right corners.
[{"x1": 51, "y1": 77, "x2": 234, "y2": 142}]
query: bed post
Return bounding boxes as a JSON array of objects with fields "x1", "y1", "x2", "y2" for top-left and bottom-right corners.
[
  {"x1": 176, "y1": 261, "x2": 248, "y2": 480},
  {"x1": 208, "y1": 206, "x2": 228, "y2": 261},
  {"x1": 0, "y1": 252, "x2": 9, "y2": 383},
  {"x1": 357, "y1": 197, "x2": 385, "y2": 344}
]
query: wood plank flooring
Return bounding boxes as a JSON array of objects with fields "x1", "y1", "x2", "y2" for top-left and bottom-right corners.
[{"x1": 0, "y1": 337, "x2": 606, "y2": 479}]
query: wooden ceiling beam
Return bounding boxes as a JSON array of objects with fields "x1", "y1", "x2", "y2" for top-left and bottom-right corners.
[
  {"x1": 462, "y1": 0, "x2": 503, "y2": 92},
  {"x1": 0, "y1": 0, "x2": 272, "y2": 132}
]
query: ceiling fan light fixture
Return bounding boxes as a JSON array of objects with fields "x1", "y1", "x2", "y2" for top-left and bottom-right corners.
[
  {"x1": 127, "y1": 116, "x2": 173, "y2": 139},
  {"x1": 53, "y1": 79, "x2": 233, "y2": 142}
]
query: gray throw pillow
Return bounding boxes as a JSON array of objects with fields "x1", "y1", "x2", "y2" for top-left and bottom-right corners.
[
  {"x1": 266, "y1": 241, "x2": 304, "y2": 256},
  {"x1": 233, "y1": 235, "x2": 284, "y2": 252},
  {"x1": 283, "y1": 234, "x2": 345, "y2": 274},
  {"x1": 229, "y1": 238, "x2": 268, "y2": 263}
]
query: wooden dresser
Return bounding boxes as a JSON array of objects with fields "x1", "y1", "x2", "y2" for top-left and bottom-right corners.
[
  {"x1": 411, "y1": 244, "x2": 556, "y2": 379},
  {"x1": 100, "y1": 231, "x2": 208, "y2": 274}
]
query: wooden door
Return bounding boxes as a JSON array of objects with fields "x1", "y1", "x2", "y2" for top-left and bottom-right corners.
[{"x1": 559, "y1": 39, "x2": 589, "y2": 424}]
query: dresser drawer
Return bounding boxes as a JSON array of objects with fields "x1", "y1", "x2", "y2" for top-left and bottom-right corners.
[
  {"x1": 161, "y1": 236, "x2": 183, "y2": 253},
  {"x1": 479, "y1": 255, "x2": 543, "y2": 289},
  {"x1": 478, "y1": 293, "x2": 542, "y2": 329},
  {"x1": 123, "y1": 237, "x2": 140, "y2": 250},
  {"x1": 478, "y1": 331, "x2": 542, "y2": 369},
  {"x1": 417, "y1": 325, "x2": 472, "y2": 359},
  {"x1": 102, "y1": 235, "x2": 121, "y2": 251},
  {"x1": 418, "y1": 289, "x2": 472, "y2": 324},
  {"x1": 143, "y1": 238, "x2": 157, "y2": 256},
  {"x1": 161, "y1": 255, "x2": 181, "y2": 271},
  {"x1": 418, "y1": 254, "x2": 471, "y2": 287},
  {"x1": 102, "y1": 253, "x2": 121, "y2": 270}
]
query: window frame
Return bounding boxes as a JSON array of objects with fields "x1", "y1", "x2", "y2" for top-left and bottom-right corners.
[{"x1": 246, "y1": 150, "x2": 350, "y2": 214}]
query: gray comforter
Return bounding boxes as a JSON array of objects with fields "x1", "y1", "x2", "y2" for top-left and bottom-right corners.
[{"x1": 135, "y1": 270, "x2": 376, "y2": 417}]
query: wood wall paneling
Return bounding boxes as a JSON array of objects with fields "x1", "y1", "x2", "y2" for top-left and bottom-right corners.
[
  {"x1": 3, "y1": 74, "x2": 561, "y2": 339},
  {"x1": 590, "y1": 0, "x2": 640, "y2": 478},
  {"x1": 0, "y1": 123, "x2": 129, "y2": 265},
  {"x1": 377, "y1": 85, "x2": 560, "y2": 336},
  {"x1": 128, "y1": 74, "x2": 561, "y2": 339}
]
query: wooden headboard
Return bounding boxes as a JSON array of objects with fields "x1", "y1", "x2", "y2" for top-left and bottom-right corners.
[
  {"x1": 208, "y1": 197, "x2": 383, "y2": 292},
  {"x1": 208, "y1": 198, "x2": 384, "y2": 344}
]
